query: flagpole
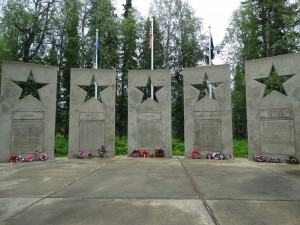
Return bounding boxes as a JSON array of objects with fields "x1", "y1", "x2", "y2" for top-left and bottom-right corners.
[
  {"x1": 208, "y1": 25, "x2": 212, "y2": 98},
  {"x1": 150, "y1": 16, "x2": 154, "y2": 99},
  {"x1": 95, "y1": 29, "x2": 98, "y2": 99}
]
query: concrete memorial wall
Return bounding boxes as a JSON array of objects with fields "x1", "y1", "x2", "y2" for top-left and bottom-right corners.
[
  {"x1": 128, "y1": 69, "x2": 171, "y2": 157},
  {"x1": 184, "y1": 65, "x2": 233, "y2": 158},
  {"x1": 68, "y1": 68, "x2": 115, "y2": 158},
  {"x1": 0, "y1": 61, "x2": 57, "y2": 162},
  {"x1": 246, "y1": 53, "x2": 300, "y2": 161}
]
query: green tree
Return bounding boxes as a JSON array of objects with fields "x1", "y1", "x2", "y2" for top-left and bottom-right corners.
[
  {"x1": 0, "y1": 0, "x2": 57, "y2": 63},
  {"x1": 116, "y1": 5, "x2": 139, "y2": 137},
  {"x1": 57, "y1": 0, "x2": 81, "y2": 135}
]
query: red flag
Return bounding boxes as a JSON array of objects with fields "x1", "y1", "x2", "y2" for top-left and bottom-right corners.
[{"x1": 149, "y1": 28, "x2": 152, "y2": 49}]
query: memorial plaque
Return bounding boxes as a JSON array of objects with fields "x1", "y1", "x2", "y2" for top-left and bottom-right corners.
[
  {"x1": 194, "y1": 120, "x2": 221, "y2": 151},
  {"x1": 79, "y1": 122, "x2": 105, "y2": 150},
  {"x1": 246, "y1": 53, "x2": 300, "y2": 160},
  {"x1": 260, "y1": 119, "x2": 295, "y2": 154},
  {"x1": 68, "y1": 68, "x2": 116, "y2": 158},
  {"x1": 138, "y1": 122, "x2": 162, "y2": 150},
  {"x1": 184, "y1": 65, "x2": 233, "y2": 157},
  {"x1": 128, "y1": 69, "x2": 171, "y2": 156},
  {"x1": 12, "y1": 120, "x2": 44, "y2": 154}
]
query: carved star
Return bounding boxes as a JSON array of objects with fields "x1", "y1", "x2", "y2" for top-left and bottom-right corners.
[
  {"x1": 136, "y1": 76, "x2": 163, "y2": 103},
  {"x1": 255, "y1": 64, "x2": 295, "y2": 97},
  {"x1": 191, "y1": 73, "x2": 221, "y2": 101},
  {"x1": 79, "y1": 75, "x2": 108, "y2": 103},
  {"x1": 12, "y1": 70, "x2": 48, "y2": 101}
]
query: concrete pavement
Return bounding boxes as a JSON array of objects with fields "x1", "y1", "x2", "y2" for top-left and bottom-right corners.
[{"x1": 0, "y1": 157, "x2": 299, "y2": 225}]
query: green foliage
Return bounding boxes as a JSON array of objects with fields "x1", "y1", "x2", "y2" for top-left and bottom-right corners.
[
  {"x1": 172, "y1": 139, "x2": 184, "y2": 156},
  {"x1": 115, "y1": 136, "x2": 128, "y2": 155},
  {"x1": 54, "y1": 133, "x2": 68, "y2": 157},
  {"x1": 233, "y1": 139, "x2": 248, "y2": 158}
]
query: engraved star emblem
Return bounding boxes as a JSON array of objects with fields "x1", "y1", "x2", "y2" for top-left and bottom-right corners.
[
  {"x1": 255, "y1": 64, "x2": 295, "y2": 97},
  {"x1": 79, "y1": 75, "x2": 108, "y2": 103},
  {"x1": 136, "y1": 76, "x2": 163, "y2": 103},
  {"x1": 191, "y1": 73, "x2": 221, "y2": 101},
  {"x1": 12, "y1": 70, "x2": 48, "y2": 101}
]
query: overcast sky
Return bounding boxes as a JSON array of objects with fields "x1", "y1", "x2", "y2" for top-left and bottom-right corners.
[{"x1": 115, "y1": 0, "x2": 242, "y2": 64}]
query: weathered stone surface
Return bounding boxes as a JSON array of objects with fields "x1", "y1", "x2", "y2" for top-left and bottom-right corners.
[
  {"x1": 246, "y1": 53, "x2": 300, "y2": 161},
  {"x1": 184, "y1": 65, "x2": 233, "y2": 157},
  {"x1": 128, "y1": 70, "x2": 171, "y2": 157},
  {"x1": 0, "y1": 61, "x2": 57, "y2": 162},
  {"x1": 68, "y1": 68, "x2": 115, "y2": 158}
]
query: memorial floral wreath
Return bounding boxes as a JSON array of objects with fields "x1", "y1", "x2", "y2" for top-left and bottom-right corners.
[
  {"x1": 25, "y1": 155, "x2": 34, "y2": 162},
  {"x1": 206, "y1": 153, "x2": 214, "y2": 159},
  {"x1": 213, "y1": 152, "x2": 226, "y2": 160},
  {"x1": 77, "y1": 151, "x2": 85, "y2": 159},
  {"x1": 191, "y1": 150, "x2": 201, "y2": 159},
  {"x1": 155, "y1": 148, "x2": 164, "y2": 158},
  {"x1": 140, "y1": 150, "x2": 149, "y2": 158},
  {"x1": 132, "y1": 149, "x2": 141, "y2": 158},
  {"x1": 39, "y1": 153, "x2": 48, "y2": 161},
  {"x1": 9, "y1": 155, "x2": 19, "y2": 163},
  {"x1": 286, "y1": 156, "x2": 298, "y2": 164},
  {"x1": 87, "y1": 153, "x2": 94, "y2": 159},
  {"x1": 255, "y1": 154, "x2": 266, "y2": 162}
]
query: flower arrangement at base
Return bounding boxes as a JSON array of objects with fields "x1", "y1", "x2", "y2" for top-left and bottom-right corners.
[
  {"x1": 286, "y1": 156, "x2": 298, "y2": 164},
  {"x1": 150, "y1": 153, "x2": 155, "y2": 158},
  {"x1": 191, "y1": 150, "x2": 201, "y2": 159},
  {"x1": 140, "y1": 150, "x2": 149, "y2": 158},
  {"x1": 77, "y1": 151, "x2": 85, "y2": 159},
  {"x1": 155, "y1": 148, "x2": 164, "y2": 158},
  {"x1": 87, "y1": 153, "x2": 94, "y2": 159},
  {"x1": 213, "y1": 152, "x2": 226, "y2": 160},
  {"x1": 132, "y1": 149, "x2": 141, "y2": 158},
  {"x1": 9, "y1": 155, "x2": 19, "y2": 163},
  {"x1": 255, "y1": 154, "x2": 266, "y2": 162},
  {"x1": 18, "y1": 155, "x2": 25, "y2": 162},
  {"x1": 25, "y1": 155, "x2": 34, "y2": 162},
  {"x1": 206, "y1": 153, "x2": 214, "y2": 159},
  {"x1": 39, "y1": 153, "x2": 48, "y2": 161}
]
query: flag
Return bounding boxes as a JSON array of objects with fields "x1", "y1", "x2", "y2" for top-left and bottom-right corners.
[
  {"x1": 210, "y1": 36, "x2": 215, "y2": 60},
  {"x1": 149, "y1": 27, "x2": 152, "y2": 49},
  {"x1": 96, "y1": 38, "x2": 100, "y2": 66}
]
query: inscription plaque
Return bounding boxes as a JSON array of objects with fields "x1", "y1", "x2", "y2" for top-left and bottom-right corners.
[
  {"x1": 260, "y1": 119, "x2": 295, "y2": 154},
  {"x1": 12, "y1": 120, "x2": 44, "y2": 154},
  {"x1": 138, "y1": 122, "x2": 161, "y2": 150},
  {"x1": 79, "y1": 122, "x2": 105, "y2": 150},
  {"x1": 194, "y1": 120, "x2": 221, "y2": 151},
  {"x1": 80, "y1": 112, "x2": 105, "y2": 121}
]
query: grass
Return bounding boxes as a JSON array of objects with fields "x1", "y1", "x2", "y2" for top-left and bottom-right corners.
[{"x1": 54, "y1": 134, "x2": 248, "y2": 158}]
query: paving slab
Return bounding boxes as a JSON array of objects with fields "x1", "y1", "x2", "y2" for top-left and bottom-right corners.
[
  {"x1": 0, "y1": 157, "x2": 299, "y2": 225},
  {"x1": 181, "y1": 158, "x2": 300, "y2": 201},
  {"x1": 52, "y1": 157, "x2": 199, "y2": 199}
]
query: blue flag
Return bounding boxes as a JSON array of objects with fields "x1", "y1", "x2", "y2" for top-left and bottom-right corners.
[{"x1": 97, "y1": 38, "x2": 100, "y2": 66}]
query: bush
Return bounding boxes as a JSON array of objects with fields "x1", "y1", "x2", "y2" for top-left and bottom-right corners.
[
  {"x1": 115, "y1": 136, "x2": 128, "y2": 155},
  {"x1": 55, "y1": 133, "x2": 68, "y2": 157},
  {"x1": 172, "y1": 139, "x2": 184, "y2": 156},
  {"x1": 233, "y1": 139, "x2": 248, "y2": 158}
]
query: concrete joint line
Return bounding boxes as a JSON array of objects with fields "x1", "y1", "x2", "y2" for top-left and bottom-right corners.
[
  {"x1": 0, "y1": 157, "x2": 120, "y2": 224},
  {"x1": 177, "y1": 157, "x2": 220, "y2": 225}
]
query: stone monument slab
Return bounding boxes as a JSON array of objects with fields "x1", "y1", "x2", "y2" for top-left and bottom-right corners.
[
  {"x1": 68, "y1": 68, "x2": 115, "y2": 158},
  {"x1": 184, "y1": 65, "x2": 233, "y2": 157},
  {"x1": 0, "y1": 61, "x2": 57, "y2": 162},
  {"x1": 246, "y1": 54, "x2": 300, "y2": 160},
  {"x1": 128, "y1": 70, "x2": 171, "y2": 157}
]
